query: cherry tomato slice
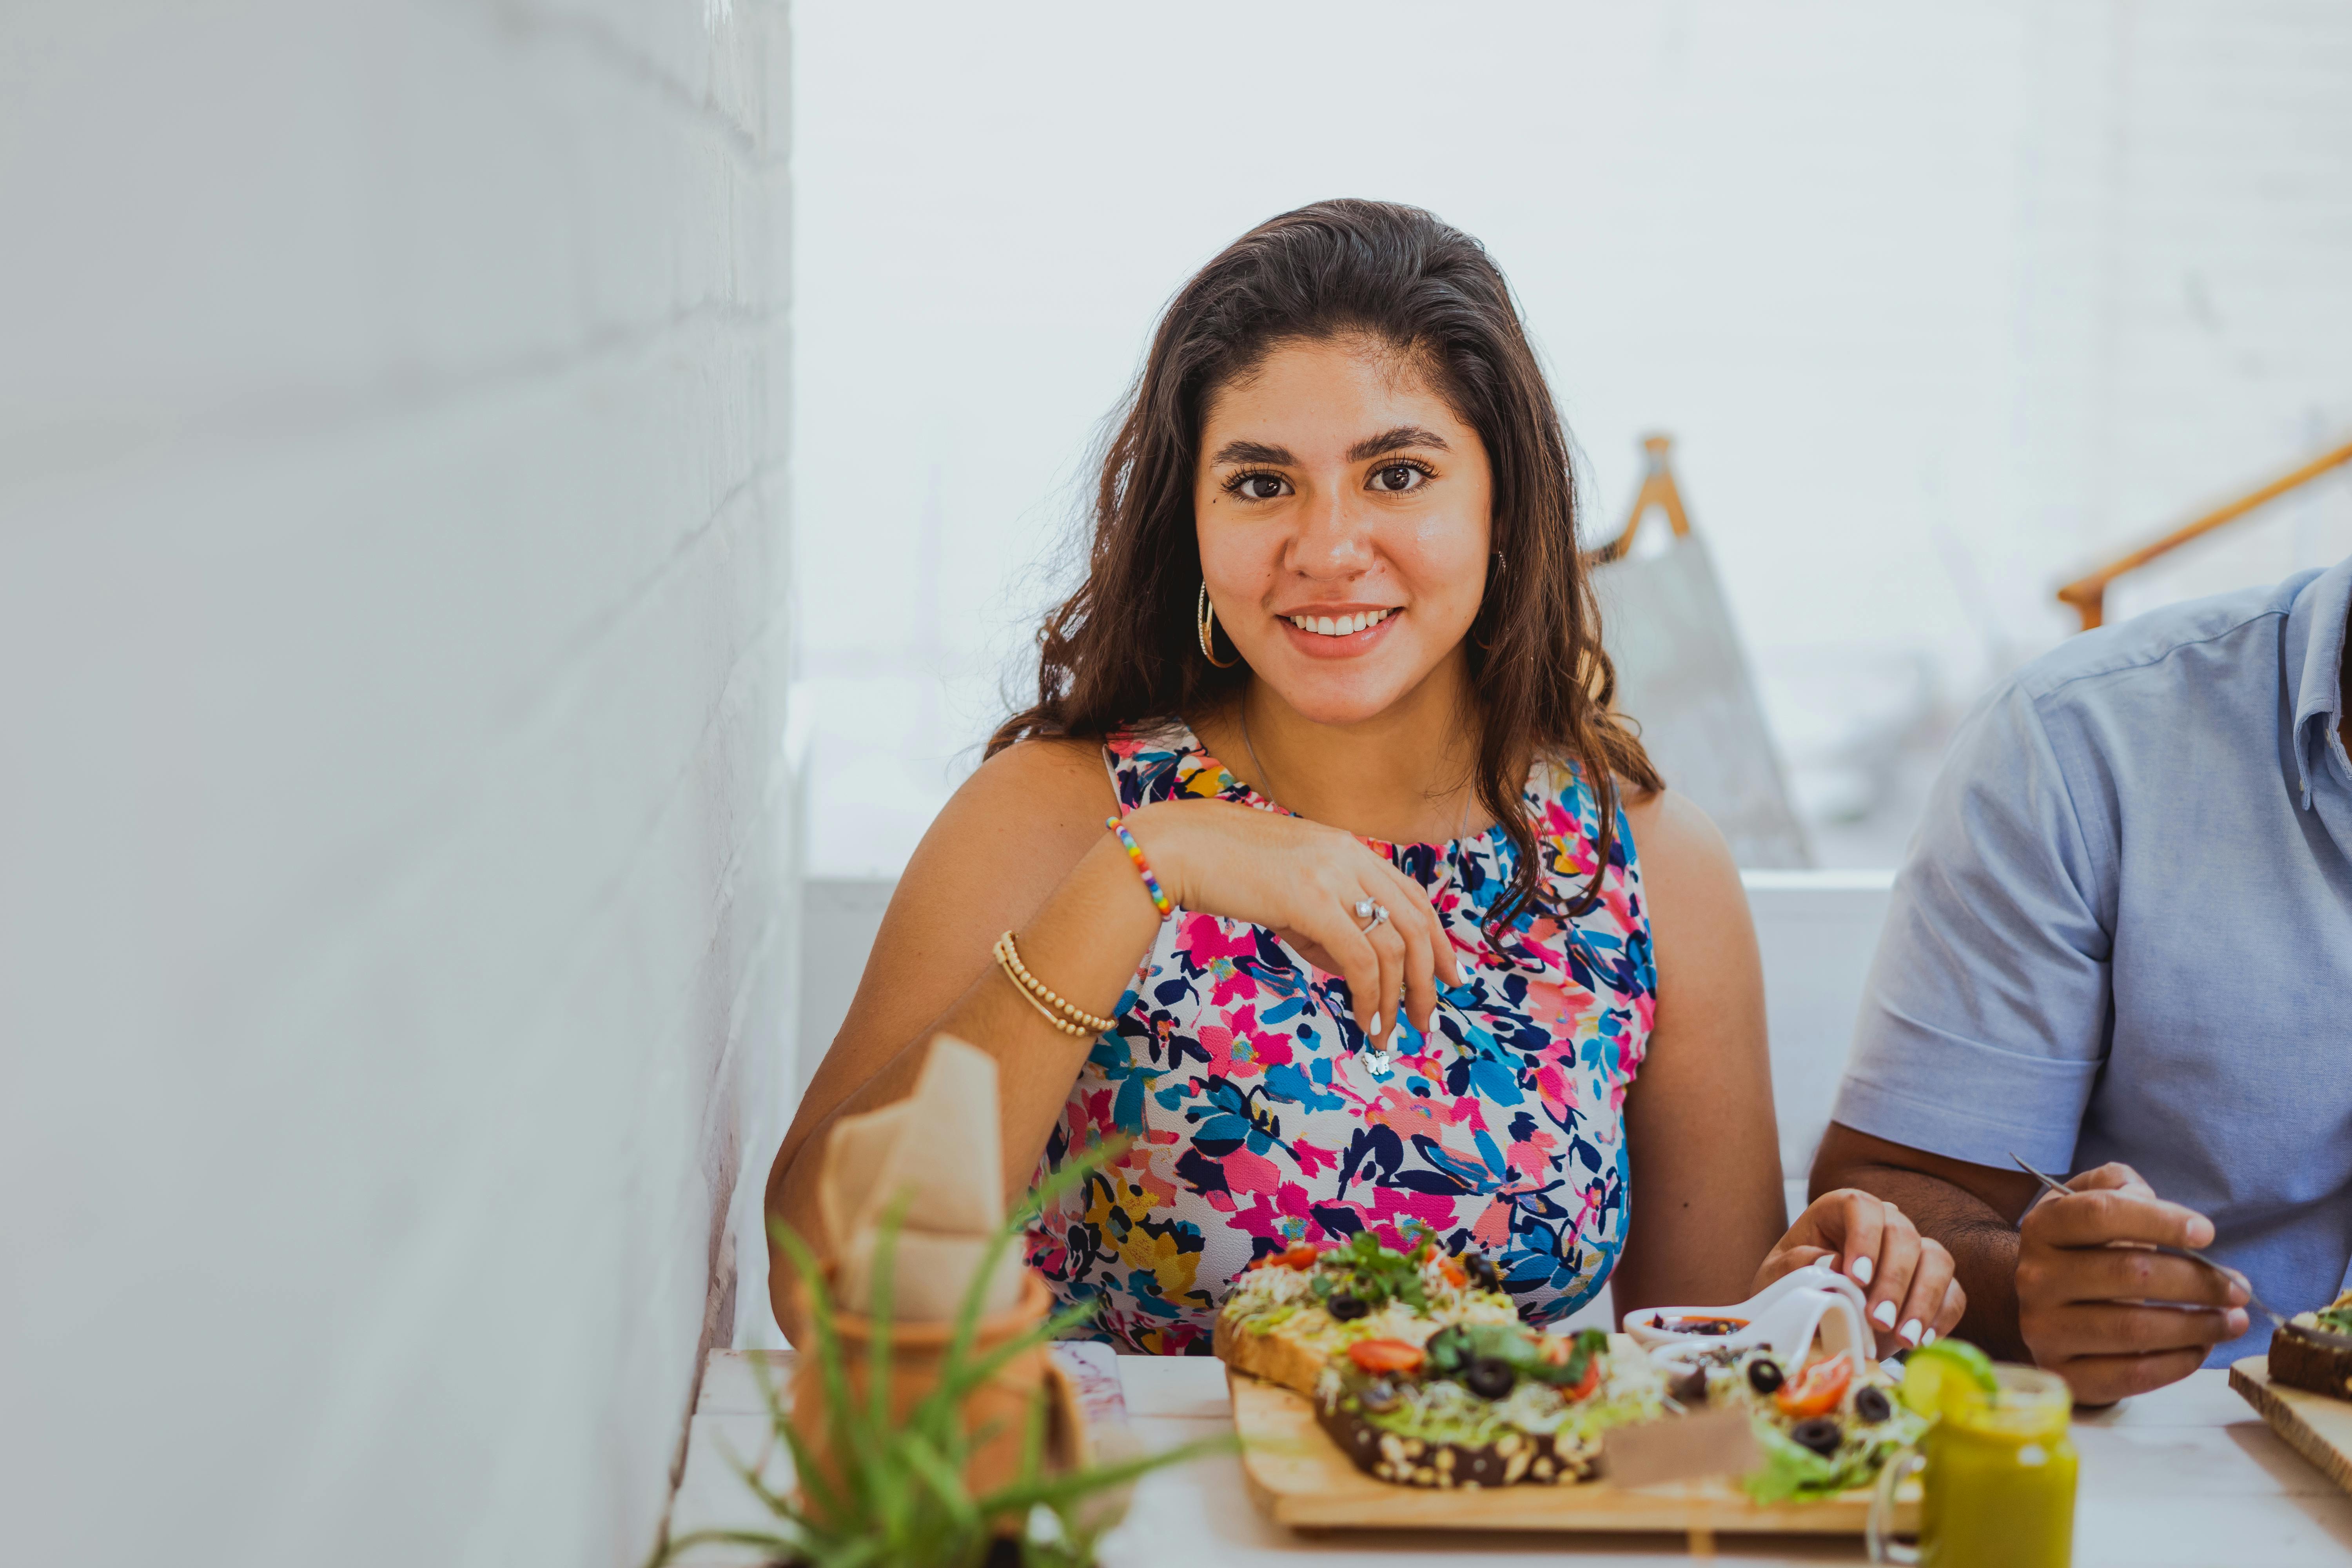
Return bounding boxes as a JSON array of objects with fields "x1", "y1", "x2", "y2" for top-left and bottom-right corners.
[
  {"x1": 1347, "y1": 1339, "x2": 1426, "y2": 1376},
  {"x1": 1568, "y1": 1355, "x2": 1604, "y2": 1401},
  {"x1": 1281, "y1": 1243, "x2": 1321, "y2": 1269},
  {"x1": 1438, "y1": 1256, "x2": 1468, "y2": 1288},
  {"x1": 1775, "y1": 1352, "x2": 1854, "y2": 1418}
]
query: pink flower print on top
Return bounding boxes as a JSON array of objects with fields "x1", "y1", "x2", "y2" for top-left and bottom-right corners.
[
  {"x1": 1198, "y1": 1005, "x2": 1293, "y2": 1081},
  {"x1": 1521, "y1": 979, "x2": 1587, "y2": 1033},
  {"x1": 1176, "y1": 916, "x2": 1259, "y2": 967},
  {"x1": 1216, "y1": 1146, "x2": 1284, "y2": 1197},
  {"x1": 1506, "y1": 1127, "x2": 1561, "y2": 1182},
  {"x1": 1534, "y1": 1062, "x2": 1582, "y2": 1117},
  {"x1": 1292, "y1": 1140, "x2": 1339, "y2": 1179}
]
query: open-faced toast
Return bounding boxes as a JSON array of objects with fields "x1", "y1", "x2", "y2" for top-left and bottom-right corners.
[
  {"x1": 1213, "y1": 1231, "x2": 1521, "y2": 1396},
  {"x1": 1312, "y1": 1323, "x2": 1659, "y2": 1488},
  {"x1": 2270, "y1": 1290, "x2": 2352, "y2": 1402}
]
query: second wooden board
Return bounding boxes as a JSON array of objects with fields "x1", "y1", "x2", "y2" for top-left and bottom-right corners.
[
  {"x1": 1230, "y1": 1368, "x2": 1914, "y2": 1536},
  {"x1": 2231, "y1": 1355, "x2": 2352, "y2": 1496}
]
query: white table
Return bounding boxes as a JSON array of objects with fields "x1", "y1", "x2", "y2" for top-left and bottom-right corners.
[{"x1": 679, "y1": 1352, "x2": 2352, "y2": 1565}]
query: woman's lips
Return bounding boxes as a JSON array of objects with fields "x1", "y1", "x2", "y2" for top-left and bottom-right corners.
[{"x1": 1277, "y1": 608, "x2": 1401, "y2": 659}]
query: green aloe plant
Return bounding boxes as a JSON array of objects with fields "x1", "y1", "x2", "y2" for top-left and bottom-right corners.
[{"x1": 651, "y1": 1142, "x2": 1231, "y2": 1568}]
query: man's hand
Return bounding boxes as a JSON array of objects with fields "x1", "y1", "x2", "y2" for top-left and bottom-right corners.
[{"x1": 2016, "y1": 1162, "x2": 2249, "y2": 1405}]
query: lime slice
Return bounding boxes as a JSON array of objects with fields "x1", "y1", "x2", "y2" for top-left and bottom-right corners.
[{"x1": 1898, "y1": 1338, "x2": 1998, "y2": 1419}]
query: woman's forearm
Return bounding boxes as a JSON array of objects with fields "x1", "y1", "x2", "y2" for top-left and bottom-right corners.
[{"x1": 768, "y1": 827, "x2": 1171, "y2": 1284}]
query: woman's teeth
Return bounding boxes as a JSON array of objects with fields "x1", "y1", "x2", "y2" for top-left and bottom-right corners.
[{"x1": 1289, "y1": 609, "x2": 1392, "y2": 637}]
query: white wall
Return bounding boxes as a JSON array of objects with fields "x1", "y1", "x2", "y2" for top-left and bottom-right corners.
[
  {"x1": 791, "y1": 0, "x2": 2352, "y2": 879},
  {"x1": 0, "y1": 5, "x2": 795, "y2": 1566}
]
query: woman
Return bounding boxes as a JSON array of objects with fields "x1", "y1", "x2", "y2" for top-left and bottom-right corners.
[{"x1": 768, "y1": 200, "x2": 1963, "y2": 1357}]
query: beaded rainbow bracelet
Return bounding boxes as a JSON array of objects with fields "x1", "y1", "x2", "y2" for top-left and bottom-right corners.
[{"x1": 1105, "y1": 815, "x2": 1174, "y2": 918}]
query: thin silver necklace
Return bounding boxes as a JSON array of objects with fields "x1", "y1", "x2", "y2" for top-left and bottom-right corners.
[
  {"x1": 1238, "y1": 692, "x2": 1278, "y2": 807},
  {"x1": 1237, "y1": 690, "x2": 1475, "y2": 839}
]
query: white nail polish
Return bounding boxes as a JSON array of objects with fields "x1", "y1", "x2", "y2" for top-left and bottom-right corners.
[
  {"x1": 1900, "y1": 1319, "x2": 1924, "y2": 1345},
  {"x1": 1872, "y1": 1300, "x2": 1898, "y2": 1329},
  {"x1": 1922, "y1": 1328, "x2": 1938, "y2": 1347},
  {"x1": 1852, "y1": 1256, "x2": 1873, "y2": 1286}
]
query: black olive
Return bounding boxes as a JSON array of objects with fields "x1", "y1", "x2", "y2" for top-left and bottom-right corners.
[
  {"x1": 1790, "y1": 1416, "x2": 1843, "y2": 1456},
  {"x1": 1671, "y1": 1366, "x2": 1710, "y2": 1406},
  {"x1": 1854, "y1": 1386, "x2": 1893, "y2": 1424},
  {"x1": 1461, "y1": 1252, "x2": 1502, "y2": 1292},
  {"x1": 1358, "y1": 1377, "x2": 1399, "y2": 1413},
  {"x1": 1328, "y1": 1292, "x2": 1369, "y2": 1321},
  {"x1": 1465, "y1": 1356, "x2": 1517, "y2": 1399},
  {"x1": 1746, "y1": 1357, "x2": 1785, "y2": 1394}
]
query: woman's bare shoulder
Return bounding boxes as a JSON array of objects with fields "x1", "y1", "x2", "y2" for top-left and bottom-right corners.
[
  {"x1": 938, "y1": 735, "x2": 1116, "y2": 833},
  {"x1": 907, "y1": 735, "x2": 1119, "y2": 900},
  {"x1": 1618, "y1": 783, "x2": 1742, "y2": 927}
]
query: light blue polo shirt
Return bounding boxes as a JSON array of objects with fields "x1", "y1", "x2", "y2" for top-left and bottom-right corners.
[{"x1": 1833, "y1": 555, "x2": 2352, "y2": 1368}]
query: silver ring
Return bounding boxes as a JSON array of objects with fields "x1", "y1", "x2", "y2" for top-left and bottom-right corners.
[
  {"x1": 1354, "y1": 900, "x2": 1390, "y2": 932},
  {"x1": 1352, "y1": 898, "x2": 1376, "y2": 920}
]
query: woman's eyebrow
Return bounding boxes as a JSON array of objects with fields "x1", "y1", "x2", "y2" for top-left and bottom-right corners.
[
  {"x1": 1210, "y1": 439, "x2": 1295, "y2": 466},
  {"x1": 1347, "y1": 425, "x2": 1451, "y2": 461}
]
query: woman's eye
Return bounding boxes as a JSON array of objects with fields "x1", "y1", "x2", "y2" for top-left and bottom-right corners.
[
  {"x1": 1234, "y1": 474, "x2": 1289, "y2": 501},
  {"x1": 1370, "y1": 463, "x2": 1426, "y2": 493}
]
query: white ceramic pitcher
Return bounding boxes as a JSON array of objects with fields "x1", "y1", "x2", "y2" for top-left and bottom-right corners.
[{"x1": 1623, "y1": 1259, "x2": 1873, "y2": 1367}]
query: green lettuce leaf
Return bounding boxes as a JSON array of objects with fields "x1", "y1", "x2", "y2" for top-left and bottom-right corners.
[
  {"x1": 1742, "y1": 1421, "x2": 1849, "y2": 1503},
  {"x1": 1740, "y1": 1410, "x2": 1925, "y2": 1504}
]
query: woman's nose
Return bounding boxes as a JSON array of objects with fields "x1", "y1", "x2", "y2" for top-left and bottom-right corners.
[{"x1": 1287, "y1": 483, "x2": 1372, "y2": 576}]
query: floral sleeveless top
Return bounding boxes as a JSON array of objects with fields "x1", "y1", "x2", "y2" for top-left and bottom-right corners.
[{"x1": 1024, "y1": 719, "x2": 1657, "y2": 1354}]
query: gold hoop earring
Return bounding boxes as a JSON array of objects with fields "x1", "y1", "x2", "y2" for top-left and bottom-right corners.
[{"x1": 1197, "y1": 582, "x2": 1240, "y2": 668}]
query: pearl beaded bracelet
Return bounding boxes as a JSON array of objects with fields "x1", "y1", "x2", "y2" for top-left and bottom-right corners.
[{"x1": 994, "y1": 930, "x2": 1115, "y2": 1036}]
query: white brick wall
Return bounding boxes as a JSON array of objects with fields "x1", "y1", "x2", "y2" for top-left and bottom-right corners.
[
  {"x1": 0, "y1": 5, "x2": 794, "y2": 1566},
  {"x1": 2013, "y1": 0, "x2": 2352, "y2": 626}
]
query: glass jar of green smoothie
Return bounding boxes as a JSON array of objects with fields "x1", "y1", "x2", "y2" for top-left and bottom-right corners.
[{"x1": 1867, "y1": 1355, "x2": 2075, "y2": 1568}]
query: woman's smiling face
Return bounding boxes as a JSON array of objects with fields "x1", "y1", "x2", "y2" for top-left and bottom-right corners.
[{"x1": 1194, "y1": 336, "x2": 1493, "y2": 726}]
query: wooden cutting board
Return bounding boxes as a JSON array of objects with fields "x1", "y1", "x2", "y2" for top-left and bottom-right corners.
[
  {"x1": 2231, "y1": 1355, "x2": 2352, "y2": 1495},
  {"x1": 1230, "y1": 1368, "x2": 1913, "y2": 1539}
]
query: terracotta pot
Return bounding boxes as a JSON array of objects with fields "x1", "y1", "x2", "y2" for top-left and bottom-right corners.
[{"x1": 787, "y1": 1269, "x2": 1059, "y2": 1522}]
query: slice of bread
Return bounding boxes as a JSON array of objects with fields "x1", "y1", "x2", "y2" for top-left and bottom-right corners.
[
  {"x1": 1314, "y1": 1390, "x2": 1599, "y2": 1488},
  {"x1": 1212, "y1": 1308, "x2": 1330, "y2": 1395},
  {"x1": 2270, "y1": 1321, "x2": 2352, "y2": 1402},
  {"x1": 1212, "y1": 1235, "x2": 1523, "y2": 1396},
  {"x1": 2271, "y1": 1290, "x2": 2352, "y2": 1402}
]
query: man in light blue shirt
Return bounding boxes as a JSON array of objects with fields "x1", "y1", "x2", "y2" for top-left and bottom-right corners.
[{"x1": 1813, "y1": 555, "x2": 2352, "y2": 1404}]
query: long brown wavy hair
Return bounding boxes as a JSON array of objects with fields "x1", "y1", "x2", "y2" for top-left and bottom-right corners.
[{"x1": 989, "y1": 198, "x2": 1658, "y2": 923}]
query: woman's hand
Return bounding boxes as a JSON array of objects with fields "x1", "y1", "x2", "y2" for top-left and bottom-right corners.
[
  {"x1": 1126, "y1": 798, "x2": 1462, "y2": 1047},
  {"x1": 1756, "y1": 1189, "x2": 1967, "y2": 1359}
]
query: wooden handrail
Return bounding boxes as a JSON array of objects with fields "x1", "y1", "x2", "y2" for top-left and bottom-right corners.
[
  {"x1": 1589, "y1": 434, "x2": 1692, "y2": 565},
  {"x1": 2057, "y1": 438, "x2": 2352, "y2": 630}
]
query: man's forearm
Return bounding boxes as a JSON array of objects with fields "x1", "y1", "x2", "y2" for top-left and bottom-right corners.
[{"x1": 1816, "y1": 1161, "x2": 2027, "y2": 1360}]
